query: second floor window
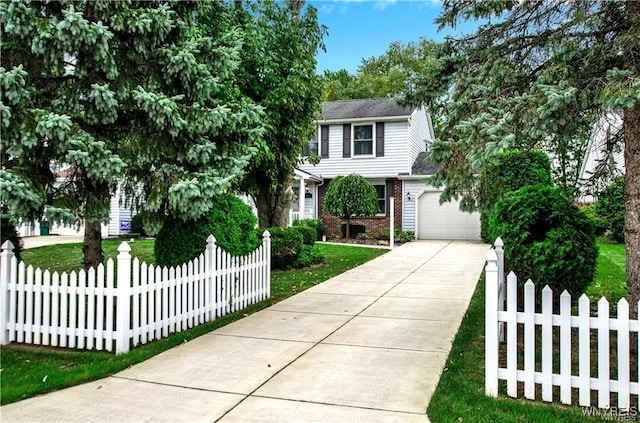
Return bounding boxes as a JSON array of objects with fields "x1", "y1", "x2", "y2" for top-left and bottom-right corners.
[
  {"x1": 303, "y1": 138, "x2": 318, "y2": 156},
  {"x1": 354, "y1": 124, "x2": 373, "y2": 156}
]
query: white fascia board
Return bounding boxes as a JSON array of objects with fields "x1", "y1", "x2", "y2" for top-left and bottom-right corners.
[{"x1": 316, "y1": 115, "x2": 411, "y2": 125}]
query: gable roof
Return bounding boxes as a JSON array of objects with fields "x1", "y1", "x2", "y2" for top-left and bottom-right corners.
[
  {"x1": 412, "y1": 151, "x2": 442, "y2": 175},
  {"x1": 321, "y1": 98, "x2": 413, "y2": 121}
]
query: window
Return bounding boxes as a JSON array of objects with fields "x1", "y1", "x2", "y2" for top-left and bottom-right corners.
[
  {"x1": 354, "y1": 124, "x2": 373, "y2": 156},
  {"x1": 374, "y1": 184, "x2": 385, "y2": 214},
  {"x1": 303, "y1": 138, "x2": 318, "y2": 156}
]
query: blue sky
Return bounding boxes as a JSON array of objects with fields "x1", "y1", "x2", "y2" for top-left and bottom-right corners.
[{"x1": 311, "y1": 0, "x2": 480, "y2": 74}]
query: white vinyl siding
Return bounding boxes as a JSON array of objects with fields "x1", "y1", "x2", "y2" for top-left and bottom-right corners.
[
  {"x1": 300, "y1": 120, "x2": 410, "y2": 178},
  {"x1": 409, "y1": 106, "x2": 433, "y2": 174}
]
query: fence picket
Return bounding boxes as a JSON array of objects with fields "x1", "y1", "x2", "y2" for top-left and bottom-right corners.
[
  {"x1": 59, "y1": 272, "x2": 69, "y2": 348},
  {"x1": 25, "y1": 265, "x2": 34, "y2": 344},
  {"x1": 617, "y1": 299, "x2": 630, "y2": 410},
  {"x1": 17, "y1": 262, "x2": 25, "y2": 343},
  {"x1": 506, "y1": 271, "x2": 517, "y2": 397},
  {"x1": 598, "y1": 297, "x2": 610, "y2": 409},
  {"x1": 34, "y1": 268, "x2": 42, "y2": 345},
  {"x1": 68, "y1": 272, "x2": 77, "y2": 348},
  {"x1": 541, "y1": 286, "x2": 553, "y2": 402},
  {"x1": 578, "y1": 294, "x2": 590, "y2": 406},
  {"x1": 51, "y1": 272, "x2": 60, "y2": 347},
  {"x1": 524, "y1": 280, "x2": 535, "y2": 399},
  {"x1": 560, "y1": 290, "x2": 571, "y2": 404}
]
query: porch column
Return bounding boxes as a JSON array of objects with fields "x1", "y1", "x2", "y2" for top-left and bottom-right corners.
[{"x1": 298, "y1": 177, "x2": 306, "y2": 220}]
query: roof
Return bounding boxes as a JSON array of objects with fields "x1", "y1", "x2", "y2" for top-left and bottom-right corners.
[
  {"x1": 411, "y1": 152, "x2": 442, "y2": 175},
  {"x1": 321, "y1": 98, "x2": 413, "y2": 121}
]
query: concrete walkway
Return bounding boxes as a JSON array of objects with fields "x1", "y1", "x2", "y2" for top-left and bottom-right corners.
[
  {"x1": 22, "y1": 235, "x2": 84, "y2": 249},
  {"x1": 1, "y1": 240, "x2": 488, "y2": 423}
]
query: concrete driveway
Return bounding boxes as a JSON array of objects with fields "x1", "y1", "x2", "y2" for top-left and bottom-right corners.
[{"x1": 1, "y1": 240, "x2": 488, "y2": 422}]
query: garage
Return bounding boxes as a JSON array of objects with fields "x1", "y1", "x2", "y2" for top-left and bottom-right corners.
[{"x1": 417, "y1": 192, "x2": 481, "y2": 240}]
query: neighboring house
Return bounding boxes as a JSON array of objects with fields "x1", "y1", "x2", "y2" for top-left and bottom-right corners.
[
  {"x1": 17, "y1": 168, "x2": 133, "y2": 238},
  {"x1": 577, "y1": 112, "x2": 625, "y2": 203},
  {"x1": 295, "y1": 97, "x2": 481, "y2": 240}
]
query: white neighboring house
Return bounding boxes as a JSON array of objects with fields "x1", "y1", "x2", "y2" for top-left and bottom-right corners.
[
  {"x1": 577, "y1": 113, "x2": 625, "y2": 203},
  {"x1": 295, "y1": 97, "x2": 481, "y2": 240},
  {"x1": 17, "y1": 168, "x2": 133, "y2": 238}
]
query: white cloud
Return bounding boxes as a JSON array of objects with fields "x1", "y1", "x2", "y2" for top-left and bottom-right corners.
[{"x1": 373, "y1": 0, "x2": 397, "y2": 11}]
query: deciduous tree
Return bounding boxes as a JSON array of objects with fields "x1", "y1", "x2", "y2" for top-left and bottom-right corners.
[{"x1": 323, "y1": 174, "x2": 379, "y2": 239}]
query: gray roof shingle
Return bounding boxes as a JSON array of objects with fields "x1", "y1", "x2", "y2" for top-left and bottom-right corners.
[
  {"x1": 412, "y1": 151, "x2": 442, "y2": 175},
  {"x1": 321, "y1": 98, "x2": 413, "y2": 121}
]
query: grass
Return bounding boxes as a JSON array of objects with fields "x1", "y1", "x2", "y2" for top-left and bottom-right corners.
[
  {"x1": 428, "y1": 240, "x2": 627, "y2": 422},
  {"x1": 586, "y1": 241, "x2": 627, "y2": 302},
  {"x1": 0, "y1": 241, "x2": 387, "y2": 405}
]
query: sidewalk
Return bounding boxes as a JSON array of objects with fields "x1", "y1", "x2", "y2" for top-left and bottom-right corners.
[
  {"x1": 22, "y1": 235, "x2": 84, "y2": 249},
  {"x1": 1, "y1": 240, "x2": 488, "y2": 423}
]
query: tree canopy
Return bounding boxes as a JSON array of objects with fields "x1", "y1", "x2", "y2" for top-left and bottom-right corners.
[
  {"x1": 402, "y1": 0, "x2": 640, "y2": 313},
  {"x1": 323, "y1": 174, "x2": 379, "y2": 238},
  {"x1": 0, "y1": 1, "x2": 265, "y2": 268},
  {"x1": 228, "y1": 0, "x2": 325, "y2": 228}
]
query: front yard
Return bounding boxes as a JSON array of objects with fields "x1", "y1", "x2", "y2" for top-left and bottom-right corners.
[{"x1": 1, "y1": 241, "x2": 387, "y2": 405}]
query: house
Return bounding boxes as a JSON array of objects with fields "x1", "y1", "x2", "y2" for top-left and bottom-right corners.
[{"x1": 295, "y1": 98, "x2": 481, "y2": 240}]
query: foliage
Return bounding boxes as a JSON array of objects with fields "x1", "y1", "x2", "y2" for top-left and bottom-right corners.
[
  {"x1": 595, "y1": 176, "x2": 625, "y2": 242},
  {"x1": 155, "y1": 194, "x2": 260, "y2": 267},
  {"x1": 292, "y1": 225, "x2": 316, "y2": 246},
  {"x1": 479, "y1": 150, "x2": 554, "y2": 242},
  {"x1": 296, "y1": 244, "x2": 324, "y2": 268},
  {"x1": 323, "y1": 174, "x2": 379, "y2": 238},
  {"x1": 226, "y1": 1, "x2": 325, "y2": 227},
  {"x1": 379, "y1": 228, "x2": 414, "y2": 244},
  {"x1": 0, "y1": 1, "x2": 265, "y2": 267},
  {"x1": 267, "y1": 226, "x2": 304, "y2": 270},
  {"x1": 340, "y1": 223, "x2": 366, "y2": 239},
  {"x1": 320, "y1": 38, "x2": 440, "y2": 101},
  {"x1": 293, "y1": 218, "x2": 324, "y2": 240},
  {"x1": 490, "y1": 184, "x2": 598, "y2": 297},
  {"x1": 578, "y1": 204, "x2": 607, "y2": 236},
  {"x1": 1, "y1": 213, "x2": 23, "y2": 261},
  {"x1": 130, "y1": 214, "x2": 146, "y2": 237}
]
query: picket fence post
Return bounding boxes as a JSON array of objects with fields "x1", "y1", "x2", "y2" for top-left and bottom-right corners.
[
  {"x1": 115, "y1": 242, "x2": 131, "y2": 354},
  {"x1": 485, "y1": 248, "x2": 499, "y2": 397},
  {"x1": 263, "y1": 230, "x2": 271, "y2": 299},
  {"x1": 0, "y1": 241, "x2": 15, "y2": 345}
]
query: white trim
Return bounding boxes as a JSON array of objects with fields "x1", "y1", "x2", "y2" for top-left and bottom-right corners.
[{"x1": 317, "y1": 116, "x2": 411, "y2": 125}]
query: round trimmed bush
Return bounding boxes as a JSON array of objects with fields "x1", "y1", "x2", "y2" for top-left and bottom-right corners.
[
  {"x1": 267, "y1": 227, "x2": 304, "y2": 270},
  {"x1": 489, "y1": 184, "x2": 597, "y2": 297},
  {"x1": 293, "y1": 225, "x2": 316, "y2": 246},
  {"x1": 293, "y1": 218, "x2": 324, "y2": 240},
  {"x1": 155, "y1": 194, "x2": 260, "y2": 267}
]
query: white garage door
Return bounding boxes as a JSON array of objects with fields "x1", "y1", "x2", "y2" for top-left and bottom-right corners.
[{"x1": 417, "y1": 192, "x2": 481, "y2": 240}]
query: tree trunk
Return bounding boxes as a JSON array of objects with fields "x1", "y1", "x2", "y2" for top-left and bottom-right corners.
[
  {"x1": 624, "y1": 102, "x2": 640, "y2": 319},
  {"x1": 254, "y1": 177, "x2": 294, "y2": 228},
  {"x1": 83, "y1": 221, "x2": 104, "y2": 270},
  {"x1": 625, "y1": 0, "x2": 640, "y2": 320}
]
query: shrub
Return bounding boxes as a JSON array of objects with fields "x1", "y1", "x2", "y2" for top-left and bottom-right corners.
[
  {"x1": 595, "y1": 176, "x2": 625, "y2": 242},
  {"x1": 267, "y1": 226, "x2": 304, "y2": 270},
  {"x1": 379, "y1": 229, "x2": 414, "y2": 243},
  {"x1": 479, "y1": 150, "x2": 554, "y2": 242},
  {"x1": 130, "y1": 213, "x2": 146, "y2": 237},
  {"x1": 292, "y1": 225, "x2": 316, "y2": 246},
  {"x1": 1, "y1": 213, "x2": 23, "y2": 261},
  {"x1": 578, "y1": 203, "x2": 606, "y2": 236},
  {"x1": 340, "y1": 223, "x2": 366, "y2": 239},
  {"x1": 296, "y1": 244, "x2": 324, "y2": 268},
  {"x1": 155, "y1": 194, "x2": 260, "y2": 267},
  {"x1": 293, "y1": 218, "x2": 324, "y2": 240},
  {"x1": 490, "y1": 184, "x2": 597, "y2": 297}
]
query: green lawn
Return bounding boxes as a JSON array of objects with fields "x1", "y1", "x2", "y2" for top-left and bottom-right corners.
[
  {"x1": 1, "y1": 241, "x2": 387, "y2": 405},
  {"x1": 427, "y1": 241, "x2": 626, "y2": 422}
]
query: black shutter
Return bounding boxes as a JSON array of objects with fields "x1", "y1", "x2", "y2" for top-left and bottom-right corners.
[
  {"x1": 386, "y1": 179, "x2": 394, "y2": 215},
  {"x1": 376, "y1": 122, "x2": 385, "y2": 157},
  {"x1": 320, "y1": 125, "x2": 329, "y2": 158},
  {"x1": 343, "y1": 124, "x2": 351, "y2": 158}
]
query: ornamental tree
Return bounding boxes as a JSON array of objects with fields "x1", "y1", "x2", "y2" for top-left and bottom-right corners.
[
  {"x1": 0, "y1": 1, "x2": 264, "y2": 269},
  {"x1": 323, "y1": 174, "x2": 379, "y2": 239},
  {"x1": 402, "y1": 1, "x2": 640, "y2": 315}
]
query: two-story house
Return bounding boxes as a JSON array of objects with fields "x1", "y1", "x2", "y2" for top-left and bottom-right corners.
[{"x1": 295, "y1": 97, "x2": 481, "y2": 240}]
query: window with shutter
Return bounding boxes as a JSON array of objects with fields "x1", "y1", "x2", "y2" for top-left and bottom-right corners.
[
  {"x1": 376, "y1": 122, "x2": 384, "y2": 157},
  {"x1": 320, "y1": 125, "x2": 329, "y2": 158}
]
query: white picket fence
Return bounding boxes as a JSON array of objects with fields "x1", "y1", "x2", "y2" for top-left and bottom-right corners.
[
  {"x1": 485, "y1": 237, "x2": 639, "y2": 411},
  {"x1": 0, "y1": 232, "x2": 271, "y2": 354}
]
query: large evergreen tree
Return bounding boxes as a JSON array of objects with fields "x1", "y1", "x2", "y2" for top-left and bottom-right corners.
[
  {"x1": 1, "y1": 1, "x2": 264, "y2": 268},
  {"x1": 403, "y1": 1, "x2": 640, "y2": 312},
  {"x1": 226, "y1": 0, "x2": 325, "y2": 228}
]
